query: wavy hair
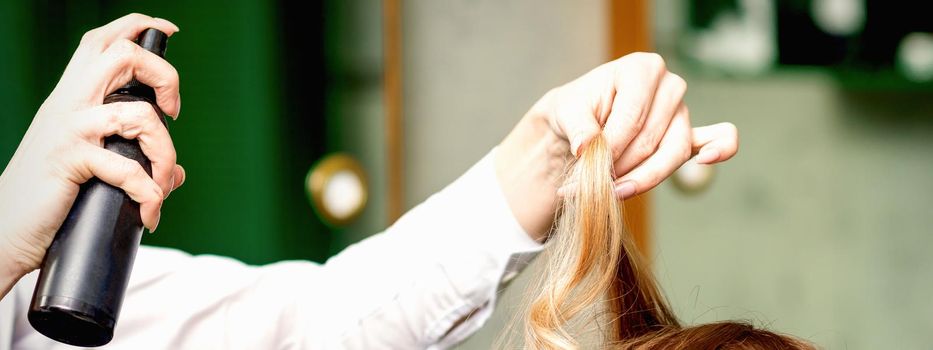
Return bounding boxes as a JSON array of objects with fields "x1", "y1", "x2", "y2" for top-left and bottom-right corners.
[{"x1": 520, "y1": 136, "x2": 813, "y2": 350}]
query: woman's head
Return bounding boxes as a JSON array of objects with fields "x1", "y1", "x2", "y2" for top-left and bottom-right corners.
[
  {"x1": 616, "y1": 322, "x2": 814, "y2": 350},
  {"x1": 520, "y1": 135, "x2": 813, "y2": 349}
]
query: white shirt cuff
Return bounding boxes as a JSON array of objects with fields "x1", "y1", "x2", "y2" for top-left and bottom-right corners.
[{"x1": 421, "y1": 147, "x2": 543, "y2": 347}]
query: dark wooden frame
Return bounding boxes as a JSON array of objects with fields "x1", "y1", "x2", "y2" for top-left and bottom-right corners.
[{"x1": 610, "y1": 0, "x2": 654, "y2": 257}]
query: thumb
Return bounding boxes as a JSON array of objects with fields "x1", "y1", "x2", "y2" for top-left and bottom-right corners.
[
  {"x1": 559, "y1": 114, "x2": 602, "y2": 158},
  {"x1": 691, "y1": 122, "x2": 739, "y2": 164}
]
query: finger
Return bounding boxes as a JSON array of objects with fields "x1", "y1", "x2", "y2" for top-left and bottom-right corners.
[
  {"x1": 613, "y1": 107, "x2": 692, "y2": 199},
  {"x1": 691, "y1": 122, "x2": 739, "y2": 164},
  {"x1": 165, "y1": 164, "x2": 186, "y2": 200},
  {"x1": 79, "y1": 13, "x2": 178, "y2": 52},
  {"x1": 557, "y1": 108, "x2": 602, "y2": 158},
  {"x1": 172, "y1": 164, "x2": 186, "y2": 191},
  {"x1": 72, "y1": 143, "x2": 164, "y2": 231},
  {"x1": 601, "y1": 53, "x2": 667, "y2": 165},
  {"x1": 73, "y1": 102, "x2": 177, "y2": 198},
  {"x1": 95, "y1": 39, "x2": 181, "y2": 117},
  {"x1": 613, "y1": 72, "x2": 687, "y2": 177},
  {"x1": 540, "y1": 86, "x2": 603, "y2": 158}
]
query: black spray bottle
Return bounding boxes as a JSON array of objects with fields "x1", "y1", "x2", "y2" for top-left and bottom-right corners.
[{"x1": 28, "y1": 28, "x2": 170, "y2": 347}]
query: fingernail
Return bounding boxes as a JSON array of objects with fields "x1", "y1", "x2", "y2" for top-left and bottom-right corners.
[
  {"x1": 165, "y1": 178, "x2": 175, "y2": 200},
  {"x1": 176, "y1": 165, "x2": 187, "y2": 187},
  {"x1": 570, "y1": 138, "x2": 583, "y2": 158},
  {"x1": 557, "y1": 181, "x2": 577, "y2": 197},
  {"x1": 151, "y1": 212, "x2": 161, "y2": 233},
  {"x1": 173, "y1": 97, "x2": 181, "y2": 120},
  {"x1": 158, "y1": 17, "x2": 180, "y2": 32},
  {"x1": 615, "y1": 181, "x2": 637, "y2": 199},
  {"x1": 696, "y1": 149, "x2": 720, "y2": 164},
  {"x1": 167, "y1": 106, "x2": 180, "y2": 121}
]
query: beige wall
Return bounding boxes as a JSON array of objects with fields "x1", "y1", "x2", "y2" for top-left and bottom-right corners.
[
  {"x1": 400, "y1": 0, "x2": 608, "y2": 348},
  {"x1": 653, "y1": 70, "x2": 933, "y2": 349},
  {"x1": 401, "y1": 0, "x2": 608, "y2": 207}
]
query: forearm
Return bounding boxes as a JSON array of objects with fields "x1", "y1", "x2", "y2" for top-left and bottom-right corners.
[
  {"x1": 314, "y1": 149, "x2": 542, "y2": 348},
  {"x1": 496, "y1": 100, "x2": 569, "y2": 241}
]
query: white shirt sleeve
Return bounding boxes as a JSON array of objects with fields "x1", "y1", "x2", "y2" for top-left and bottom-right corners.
[{"x1": 3, "y1": 148, "x2": 543, "y2": 350}]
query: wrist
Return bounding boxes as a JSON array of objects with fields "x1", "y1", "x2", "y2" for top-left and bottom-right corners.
[
  {"x1": 0, "y1": 241, "x2": 28, "y2": 299},
  {"x1": 0, "y1": 183, "x2": 31, "y2": 286},
  {"x1": 495, "y1": 104, "x2": 571, "y2": 241}
]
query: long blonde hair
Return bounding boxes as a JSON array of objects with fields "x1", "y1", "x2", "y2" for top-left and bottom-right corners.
[{"x1": 520, "y1": 135, "x2": 813, "y2": 349}]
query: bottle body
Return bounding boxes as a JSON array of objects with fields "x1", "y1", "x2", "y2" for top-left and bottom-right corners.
[{"x1": 28, "y1": 93, "x2": 164, "y2": 347}]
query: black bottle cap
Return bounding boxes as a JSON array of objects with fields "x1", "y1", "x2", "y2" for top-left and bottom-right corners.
[{"x1": 137, "y1": 28, "x2": 168, "y2": 58}]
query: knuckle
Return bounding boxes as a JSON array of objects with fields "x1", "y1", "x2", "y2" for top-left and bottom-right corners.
[
  {"x1": 619, "y1": 99, "x2": 645, "y2": 122},
  {"x1": 724, "y1": 122, "x2": 738, "y2": 137},
  {"x1": 125, "y1": 13, "x2": 151, "y2": 23},
  {"x1": 115, "y1": 158, "x2": 140, "y2": 182},
  {"x1": 115, "y1": 38, "x2": 140, "y2": 55},
  {"x1": 669, "y1": 73, "x2": 687, "y2": 95},
  {"x1": 165, "y1": 146, "x2": 178, "y2": 165},
  {"x1": 167, "y1": 65, "x2": 180, "y2": 88},
  {"x1": 632, "y1": 52, "x2": 666, "y2": 72},
  {"x1": 611, "y1": 142, "x2": 628, "y2": 158},
  {"x1": 128, "y1": 101, "x2": 154, "y2": 118},
  {"x1": 140, "y1": 191, "x2": 159, "y2": 205},
  {"x1": 165, "y1": 155, "x2": 178, "y2": 170},
  {"x1": 680, "y1": 105, "x2": 692, "y2": 123},
  {"x1": 680, "y1": 143, "x2": 693, "y2": 161},
  {"x1": 99, "y1": 41, "x2": 138, "y2": 73},
  {"x1": 649, "y1": 171, "x2": 665, "y2": 188},
  {"x1": 124, "y1": 113, "x2": 148, "y2": 139},
  {"x1": 140, "y1": 108, "x2": 161, "y2": 133},
  {"x1": 131, "y1": 160, "x2": 147, "y2": 175},
  {"x1": 641, "y1": 170, "x2": 666, "y2": 188},
  {"x1": 154, "y1": 64, "x2": 181, "y2": 93},
  {"x1": 632, "y1": 137, "x2": 657, "y2": 160},
  {"x1": 104, "y1": 108, "x2": 122, "y2": 134},
  {"x1": 106, "y1": 39, "x2": 139, "y2": 62},
  {"x1": 80, "y1": 29, "x2": 101, "y2": 45}
]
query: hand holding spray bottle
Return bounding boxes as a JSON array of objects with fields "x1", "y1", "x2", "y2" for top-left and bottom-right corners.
[{"x1": 28, "y1": 28, "x2": 171, "y2": 347}]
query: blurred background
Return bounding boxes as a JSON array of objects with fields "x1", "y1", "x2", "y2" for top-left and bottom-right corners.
[{"x1": 2, "y1": 0, "x2": 932, "y2": 348}]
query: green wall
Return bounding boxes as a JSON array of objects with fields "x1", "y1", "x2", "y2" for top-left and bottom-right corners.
[{"x1": 0, "y1": 2, "x2": 343, "y2": 265}]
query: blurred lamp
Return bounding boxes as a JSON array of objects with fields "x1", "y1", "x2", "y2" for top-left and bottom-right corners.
[
  {"x1": 897, "y1": 32, "x2": 933, "y2": 82},
  {"x1": 671, "y1": 157, "x2": 716, "y2": 196},
  {"x1": 306, "y1": 154, "x2": 368, "y2": 227}
]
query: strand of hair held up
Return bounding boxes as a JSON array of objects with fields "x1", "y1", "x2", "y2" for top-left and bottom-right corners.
[
  {"x1": 520, "y1": 135, "x2": 815, "y2": 350},
  {"x1": 524, "y1": 135, "x2": 677, "y2": 349}
]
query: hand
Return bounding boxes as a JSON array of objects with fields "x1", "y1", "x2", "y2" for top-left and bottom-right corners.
[
  {"x1": 0, "y1": 13, "x2": 183, "y2": 281},
  {"x1": 496, "y1": 52, "x2": 738, "y2": 239}
]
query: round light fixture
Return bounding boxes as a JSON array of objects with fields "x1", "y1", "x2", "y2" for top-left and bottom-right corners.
[
  {"x1": 670, "y1": 157, "x2": 716, "y2": 196},
  {"x1": 306, "y1": 154, "x2": 368, "y2": 227}
]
